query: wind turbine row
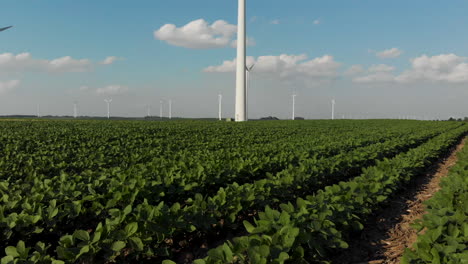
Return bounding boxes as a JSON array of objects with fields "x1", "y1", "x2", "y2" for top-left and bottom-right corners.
[{"x1": 157, "y1": 99, "x2": 172, "y2": 119}]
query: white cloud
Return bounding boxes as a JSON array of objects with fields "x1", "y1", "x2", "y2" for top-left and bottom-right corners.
[
  {"x1": 396, "y1": 54, "x2": 468, "y2": 83},
  {"x1": 376, "y1": 48, "x2": 403, "y2": 59},
  {"x1": 0, "y1": 80, "x2": 20, "y2": 94},
  {"x1": 313, "y1": 19, "x2": 321, "y2": 25},
  {"x1": 353, "y1": 72, "x2": 395, "y2": 83},
  {"x1": 48, "y1": 56, "x2": 91, "y2": 72},
  {"x1": 353, "y1": 54, "x2": 468, "y2": 84},
  {"x1": 79, "y1": 85, "x2": 90, "y2": 91},
  {"x1": 270, "y1": 19, "x2": 280, "y2": 25},
  {"x1": 95, "y1": 85, "x2": 129, "y2": 96},
  {"x1": 154, "y1": 19, "x2": 239, "y2": 49},
  {"x1": 352, "y1": 64, "x2": 396, "y2": 83},
  {"x1": 0, "y1": 53, "x2": 116, "y2": 73},
  {"x1": 368, "y1": 64, "x2": 395, "y2": 73},
  {"x1": 345, "y1": 65, "x2": 365, "y2": 76},
  {"x1": 99, "y1": 56, "x2": 121, "y2": 65},
  {"x1": 204, "y1": 54, "x2": 341, "y2": 82}
]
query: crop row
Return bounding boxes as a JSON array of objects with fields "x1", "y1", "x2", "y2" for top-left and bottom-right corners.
[
  {"x1": 185, "y1": 124, "x2": 468, "y2": 263},
  {"x1": 0, "y1": 121, "x2": 414, "y2": 204},
  {"x1": 401, "y1": 141, "x2": 468, "y2": 263}
]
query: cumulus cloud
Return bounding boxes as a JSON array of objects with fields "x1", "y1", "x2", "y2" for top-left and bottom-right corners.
[
  {"x1": 99, "y1": 56, "x2": 122, "y2": 65},
  {"x1": 95, "y1": 85, "x2": 129, "y2": 96},
  {"x1": 368, "y1": 64, "x2": 395, "y2": 73},
  {"x1": 396, "y1": 54, "x2": 468, "y2": 83},
  {"x1": 204, "y1": 54, "x2": 341, "y2": 83},
  {"x1": 353, "y1": 54, "x2": 468, "y2": 84},
  {"x1": 353, "y1": 72, "x2": 395, "y2": 83},
  {"x1": 0, "y1": 53, "x2": 116, "y2": 73},
  {"x1": 0, "y1": 80, "x2": 20, "y2": 94},
  {"x1": 313, "y1": 19, "x2": 321, "y2": 25},
  {"x1": 352, "y1": 64, "x2": 396, "y2": 83},
  {"x1": 376, "y1": 48, "x2": 403, "y2": 59},
  {"x1": 345, "y1": 65, "x2": 365, "y2": 76},
  {"x1": 154, "y1": 19, "x2": 241, "y2": 49},
  {"x1": 270, "y1": 19, "x2": 280, "y2": 25}
]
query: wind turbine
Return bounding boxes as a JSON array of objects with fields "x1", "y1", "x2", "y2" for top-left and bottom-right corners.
[
  {"x1": 292, "y1": 93, "x2": 297, "y2": 120},
  {"x1": 218, "y1": 94, "x2": 223, "y2": 121},
  {"x1": 0, "y1": 26, "x2": 12, "y2": 32},
  {"x1": 159, "y1": 100, "x2": 163, "y2": 119},
  {"x1": 104, "y1": 99, "x2": 112, "y2": 119},
  {"x1": 168, "y1": 99, "x2": 172, "y2": 119},
  {"x1": 235, "y1": 0, "x2": 246, "y2": 121},
  {"x1": 36, "y1": 103, "x2": 40, "y2": 118},
  {"x1": 73, "y1": 101, "x2": 78, "y2": 118},
  {"x1": 246, "y1": 63, "x2": 255, "y2": 120},
  {"x1": 331, "y1": 99, "x2": 336, "y2": 120},
  {"x1": 146, "y1": 105, "x2": 151, "y2": 117}
]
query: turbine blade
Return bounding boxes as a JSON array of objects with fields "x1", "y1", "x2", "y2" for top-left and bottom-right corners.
[{"x1": 0, "y1": 26, "x2": 12, "y2": 32}]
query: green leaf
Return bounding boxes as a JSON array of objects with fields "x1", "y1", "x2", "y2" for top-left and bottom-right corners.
[
  {"x1": 111, "y1": 241, "x2": 126, "y2": 252},
  {"x1": 4, "y1": 247, "x2": 19, "y2": 258},
  {"x1": 243, "y1": 221, "x2": 255, "y2": 233},
  {"x1": 128, "y1": 237, "x2": 144, "y2": 251},
  {"x1": 162, "y1": 261, "x2": 177, "y2": 264},
  {"x1": 73, "y1": 230, "x2": 90, "y2": 241},
  {"x1": 16, "y1": 241, "x2": 27, "y2": 258},
  {"x1": 124, "y1": 222, "x2": 138, "y2": 237},
  {"x1": 1, "y1": 256, "x2": 14, "y2": 264},
  {"x1": 123, "y1": 205, "x2": 132, "y2": 215}
]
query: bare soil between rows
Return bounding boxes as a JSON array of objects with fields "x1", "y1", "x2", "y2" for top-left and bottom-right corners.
[{"x1": 332, "y1": 136, "x2": 466, "y2": 264}]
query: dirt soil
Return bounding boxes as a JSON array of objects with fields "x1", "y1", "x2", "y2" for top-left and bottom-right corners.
[{"x1": 332, "y1": 137, "x2": 466, "y2": 264}]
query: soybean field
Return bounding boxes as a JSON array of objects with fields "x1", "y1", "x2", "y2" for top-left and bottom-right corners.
[{"x1": 0, "y1": 120, "x2": 466, "y2": 263}]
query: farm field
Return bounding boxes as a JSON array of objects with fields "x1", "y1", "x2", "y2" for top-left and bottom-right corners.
[{"x1": 0, "y1": 120, "x2": 467, "y2": 263}]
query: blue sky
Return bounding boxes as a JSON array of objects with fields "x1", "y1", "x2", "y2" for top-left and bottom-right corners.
[{"x1": 1, "y1": 0, "x2": 468, "y2": 119}]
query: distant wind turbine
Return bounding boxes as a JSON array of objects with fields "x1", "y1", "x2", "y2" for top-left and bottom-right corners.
[
  {"x1": 104, "y1": 99, "x2": 112, "y2": 119},
  {"x1": 36, "y1": 103, "x2": 40, "y2": 118},
  {"x1": 168, "y1": 99, "x2": 172, "y2": 119},
  {"x1": 218, "y1": 94, "x2": 223, "y2": 121},
  {"x1": 331, "y1": 99, "x2": 336, "y2": 120},
  {"x1": 292, "y1": 93, "x2": 297, "y2": 120},
  {"x1": 73, "y1": 101, "x2": 78, "y2": 118},
  {"x1": 147, "y1": 105, "x2": 151, "y2": 117},
  {"x1": 160, "y1": 100, "x2": 163, "y2": 119}
]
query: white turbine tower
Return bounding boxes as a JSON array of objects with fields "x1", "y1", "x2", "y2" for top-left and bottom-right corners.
[
  {"x1": 73, "y1": 101, "x2": 78, "y2": 118},
  {"x1": 292, "y1": 93, "x2": 297, "y2": 120},
  {"x1": 159, "y1": 100, "x2": 163, "y2": 119},
  {"x1": 246, "y1": 63, "x2": 255, "y2": 120},
  {"x1": 36, "y1": 103, "x2": 40, "y2": 118},
  {"x1": 218, "y1": 94, "x2": 223, "y2": 121},
  {"x1": 168, "y1": 99, "x2": 172, "y2": 119},
  {"x1": 331, "y1": 99, "x2": 336, "y2": 120},
  {"x1": 147, "y1": 105, "x2": 151, "y2": 117},
  {"x1": 104, "y1": 99, "x2": 112, "y2": 119},
  {"x1": 235, "y1": 0, "x2": 246, "y2": 122}
]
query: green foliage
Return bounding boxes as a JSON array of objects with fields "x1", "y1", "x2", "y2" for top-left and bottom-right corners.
[
  {"x1": 402, "y1": 140, "x2": 468, "y2": 263},
  {"x1": 0, "y1": 120, "x2": 465, "y2": 263}
]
